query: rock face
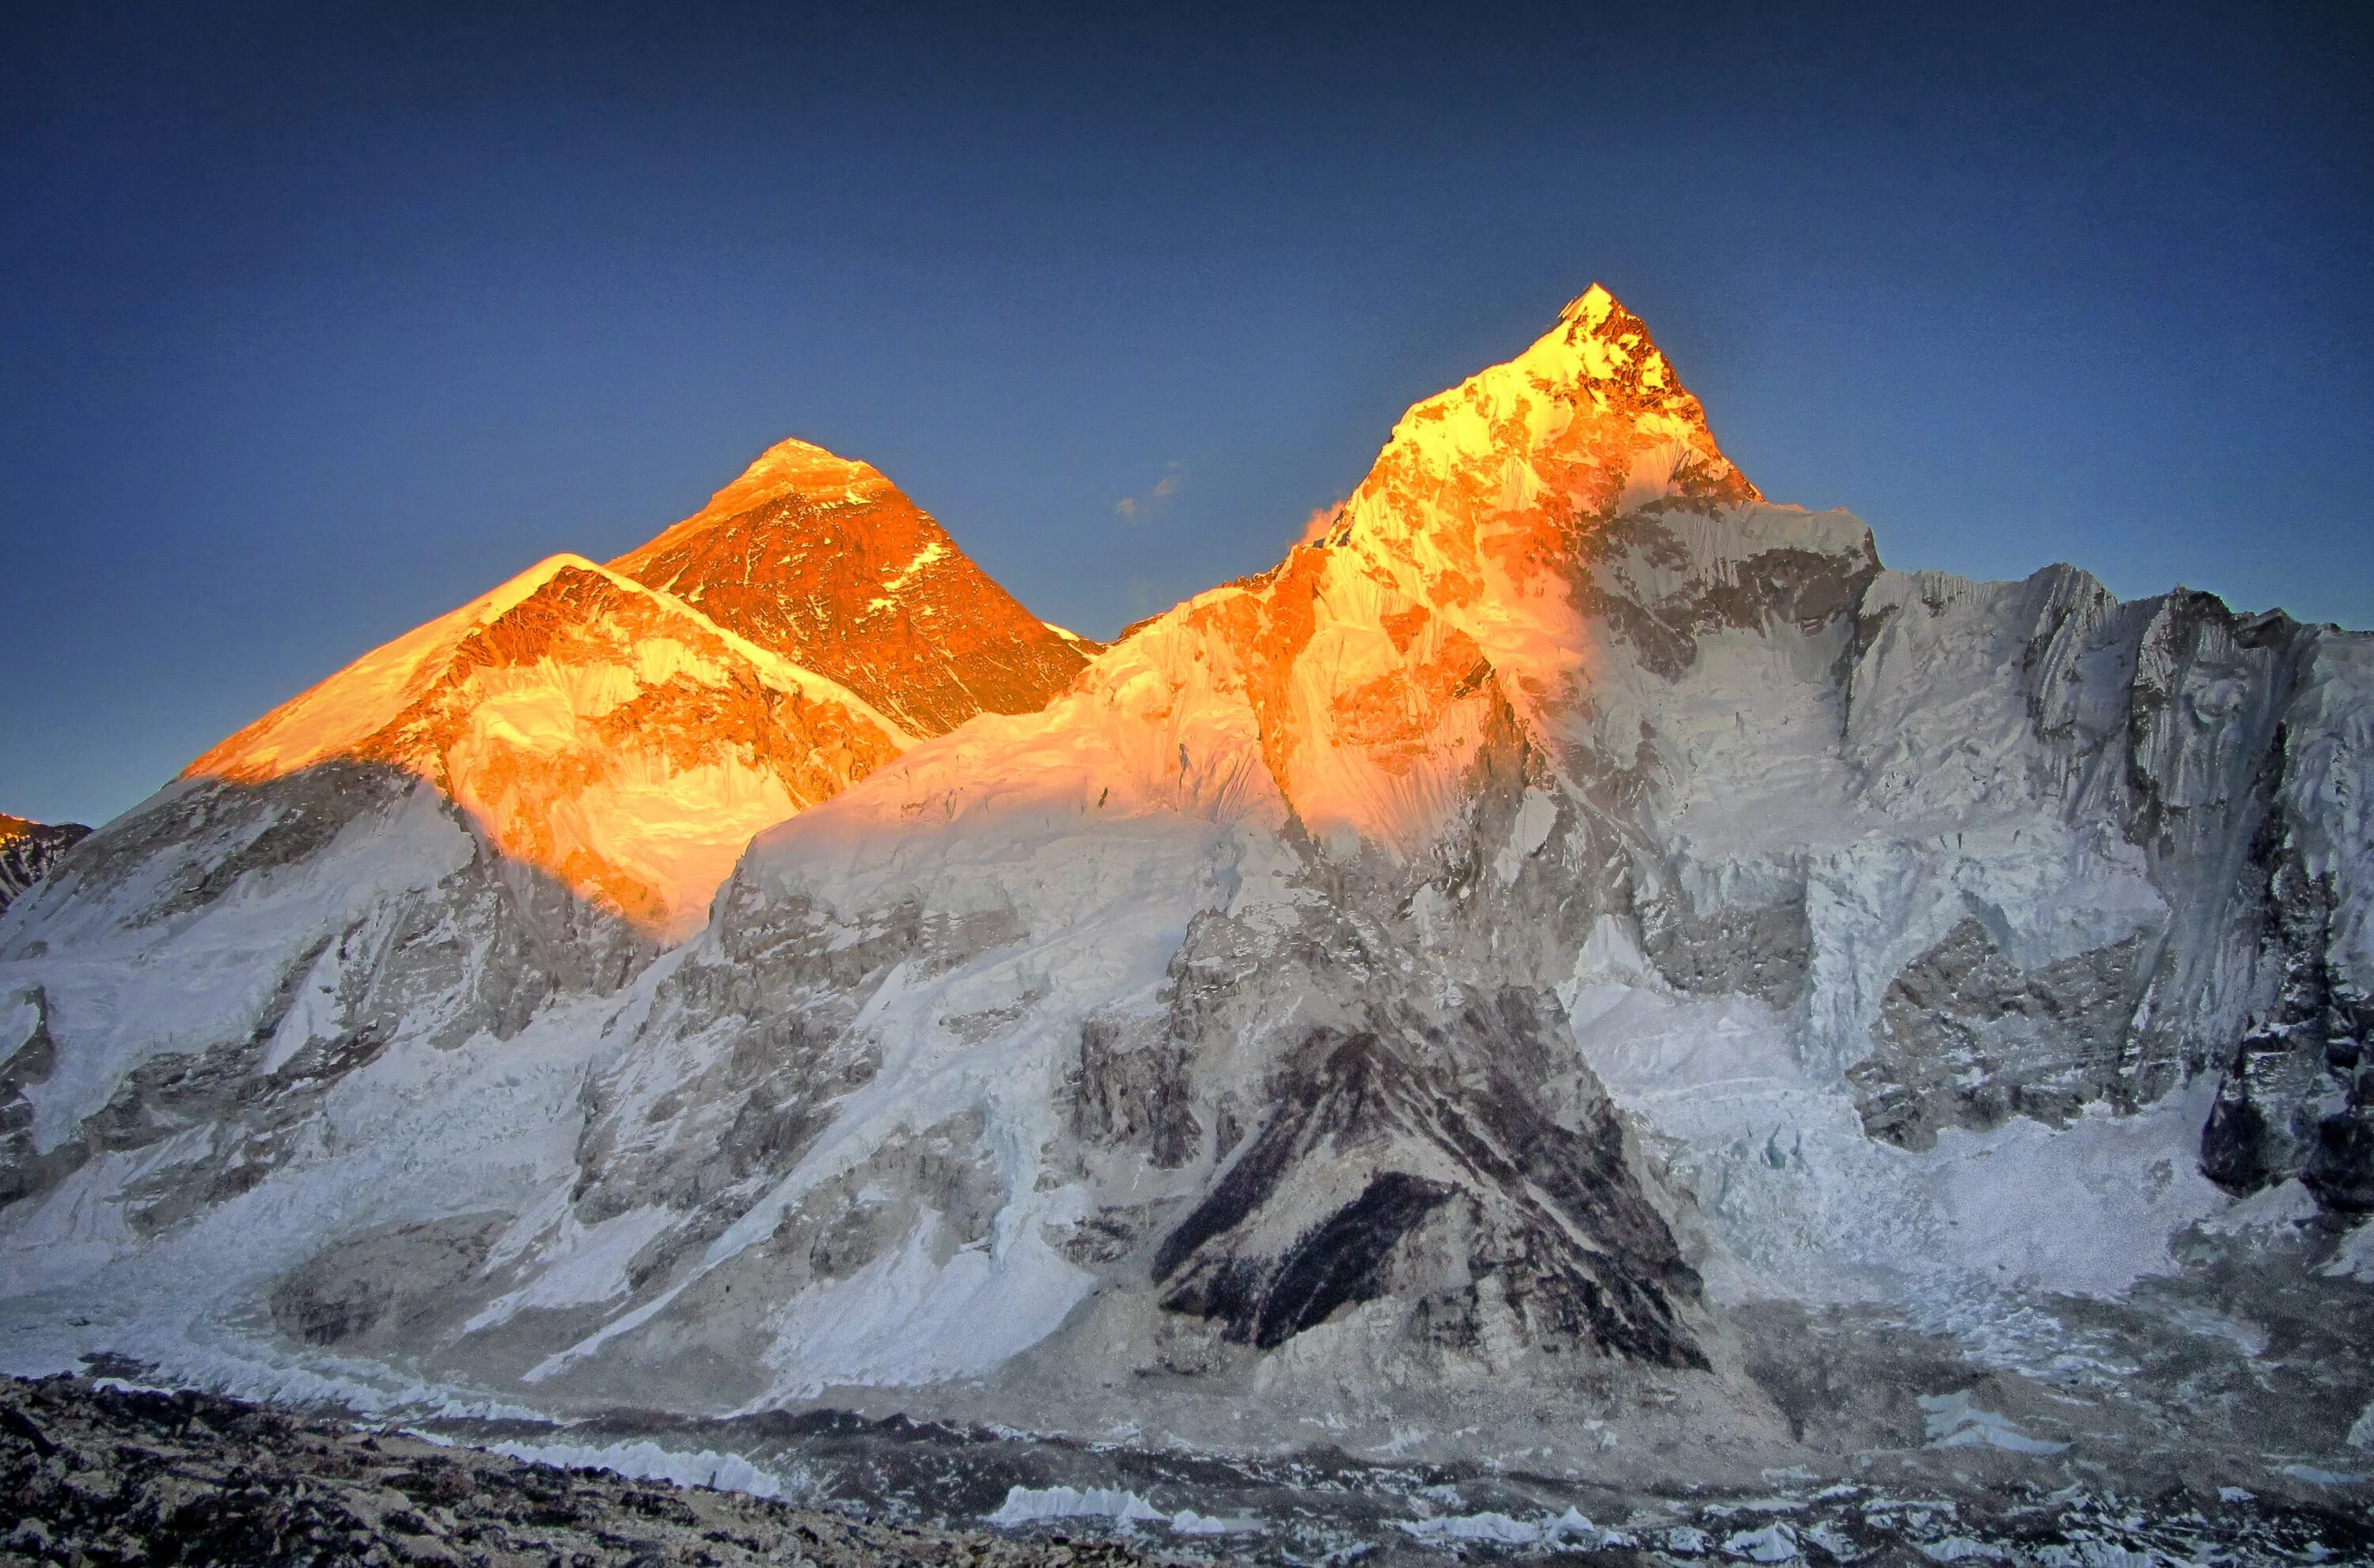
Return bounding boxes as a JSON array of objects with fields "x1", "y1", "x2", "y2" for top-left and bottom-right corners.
[
  {"x1": 0, "y1": 816, "x2": 88, "y2": 915},
  {"x1": 612, "y1": 437, "x2": 1096, "y2": 738},
  {"x1": 0, "y1": 286, "x2": 2369, "y2": 1490}
]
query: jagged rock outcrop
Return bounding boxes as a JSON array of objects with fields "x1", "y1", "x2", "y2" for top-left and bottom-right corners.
[{"x1": 0, "y1": 816, "x2": 87, "y2": 915}]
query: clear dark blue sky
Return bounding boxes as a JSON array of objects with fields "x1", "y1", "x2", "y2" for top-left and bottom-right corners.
[{"x1": 4, "y1": 2, "x2": 2368, "y2": 827}]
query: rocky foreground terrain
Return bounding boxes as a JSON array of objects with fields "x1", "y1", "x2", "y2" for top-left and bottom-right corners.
[
  {"x1": 0, "y1": 1375, "x2": 1167, "y2": 1568},
  {"x1": 6, "y1": 1373, "x2": 2373, "y2": 1566}
]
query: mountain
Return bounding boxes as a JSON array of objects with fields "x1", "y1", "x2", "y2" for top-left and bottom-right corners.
[
  {"x1": 611, "y1": 437, "x2": 1095, "y2": 737},
  {"x1": 0, "y1": 816, "x2": 89, "y2": 915},
  {"x1": 1, "y1": 288, "x2": 2369, "y2": 1518},
  {"x1": 184, "y1": 552, "x2": 912, "y2": 941},
  {"x1": 0, "y1": 440, "x2": 1066, "y2": 1259}
]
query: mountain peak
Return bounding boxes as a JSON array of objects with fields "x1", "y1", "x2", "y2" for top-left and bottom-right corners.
[
  {"x1": 1557, "y1": 281, "x2": 1620, "y2": 326},
  {"x1": 1544, "y1": 282, "x2": 1702, "y2": 415},
  {"x1": 610, "y1": 441, "x2": 1091, "y2": 737},
  {"x1": 1331, "y1": 284, "x2": 1757, "y2": 581},
  {"x1": 182, "y1": 553, "x2": 907, "y2": 937},
  {"x1": 1526, "y1": 283, "x2": 1741, "y2": 476},
  {"x1": 692, "y1": 436, "x2": 892, "y2": 527}
]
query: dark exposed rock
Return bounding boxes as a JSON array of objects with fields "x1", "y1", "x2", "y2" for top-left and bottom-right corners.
[
  {"x1": 1849, "y1": 915, "x2": 2152, "y2": 1149},
  {"x1": 1643, "y1": 897, "x2": 1812, "y2": 1010},
  {"x1": 2308, "y1": 1108, "x2": 2374, "y2": 1210},
  {"x1": 2201, "y1": 812, "x2": 2374, "y2": 1204},
  {"x1": 1155, "y1": 998, "x2": 1705, "y2": 1369},
  {"x1": 0, "y1": 1373, "x2": 1169, "y2": 1567},
  {"x1": 1175, "y1": 1169, "x2": 1455, "y2": 1350},
  {"x1": 0, "y1": 814, "x2": 89, "y2": 915},
  {"x1": 1071, "y1": 1016, "x2": 1201, "y2": 1170},
  {"x1": 1048, "y1": 1202, "x2": 1169, "y2": 1267}
]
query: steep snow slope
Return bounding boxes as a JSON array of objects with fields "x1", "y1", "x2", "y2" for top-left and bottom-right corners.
[
  {"x1": 612, "y1": 437, "x2": 1095, "y2": 737},
  {"x1": 0, "y1": 288, "x2": 2368, "y2": 1493},
  {"x1": 0, "y1": 816, "x2": 89, "y2": 915}
]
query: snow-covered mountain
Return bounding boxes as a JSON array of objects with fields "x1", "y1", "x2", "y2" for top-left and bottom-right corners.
[
  {"x1": 0, "y1": 438, "x2": 1061, "y2": 1256},
  {"x1": 610, "y1": 437, "x2": 1095, "y2": 738},
  {"x1": 184, "y1": 552, "x2": 913, "y2": 941},
  {"x1": 2, "y1": 289, "x2": 2368, "y2": 1502},
  {"x1": 0, "y1": 816, "x2": 89, "y2": 915}
]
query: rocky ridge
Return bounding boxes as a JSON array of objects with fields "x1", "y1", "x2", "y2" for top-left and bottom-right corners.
[
  {"x1": 0, "y1": 817, "x2": 87, "y2": 916},
  {"x1": 11, "y1": 1371, "x2": 2374, "y2": 1566},
  {"x1": 183, "y1": 554, "x2": 912, "y2": 940}
]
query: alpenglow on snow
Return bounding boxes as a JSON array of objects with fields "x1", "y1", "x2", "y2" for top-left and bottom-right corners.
[{"x1": 1, "y1": 285, "x2": 2368, "y2": 1508}]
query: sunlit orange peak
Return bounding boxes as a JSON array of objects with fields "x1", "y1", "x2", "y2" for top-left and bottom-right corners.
[
  {"x1": 182, "y1": 551, "x2": 910, "y2": 941},
  {"x1": 681, "y1": 436, "x2": 895, "y2": 532},
  {"x1": 1560, "y1": 282, "x2": 1621, "y2": 327}
]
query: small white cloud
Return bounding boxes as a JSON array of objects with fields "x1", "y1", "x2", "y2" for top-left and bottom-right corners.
[{"x1": 1115, "y1": 460, "x2": 1185, "y2": 523}]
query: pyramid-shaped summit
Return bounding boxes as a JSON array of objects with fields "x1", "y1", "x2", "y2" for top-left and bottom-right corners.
[
  {"x1": 164, "y1": 435, "x2": 1095, "y2": 939},
  {"x1": 1547, "y1": 283, "x2": 1756, "y2": 493},
  {"x1": 610, "y1": 437, "x2": 1094, "y2": 737},
  {"x1": 1333, "y1": 282, "x2": 1758, "y2": 570}
]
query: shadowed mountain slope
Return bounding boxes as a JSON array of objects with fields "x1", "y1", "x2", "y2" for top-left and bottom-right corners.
[{"x1": 0, "y1": 816, "x2": 89, "y2": 915}]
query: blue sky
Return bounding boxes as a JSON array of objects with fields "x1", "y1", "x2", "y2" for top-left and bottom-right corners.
[{"x1": 4, "y1": 2, "x2": 2368, "y2": 827}]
